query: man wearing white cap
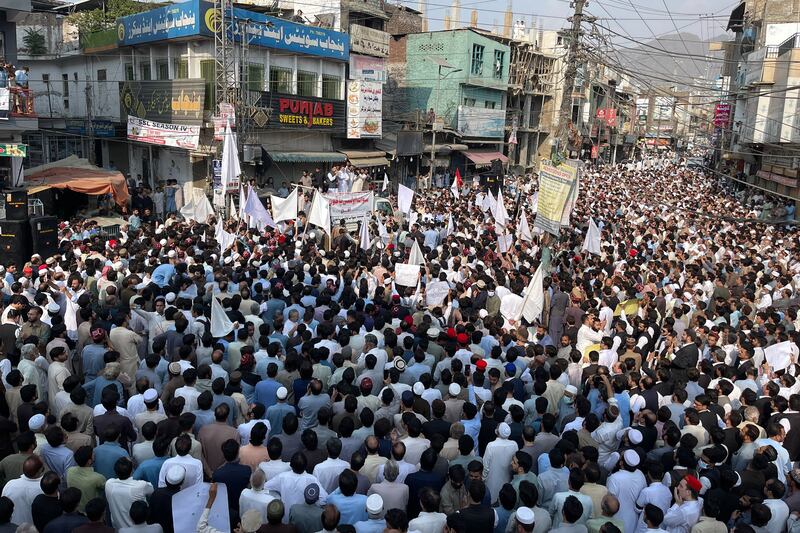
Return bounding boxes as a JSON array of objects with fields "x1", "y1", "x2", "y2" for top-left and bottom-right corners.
[
  {"x1": 265, "y1": 386, "x2": 295, "y2": 438},
  {"x1": 511, "y1": 506, "x2": 536, "y2": 533},
  {"x1": 444, "y1": 383, "x2": 465, "y2": 424},
  {"x1": 483, "y1": 422, "x2": 519, "y2": 504},
  {"x1": 353, "y1": 493, "x2": 386, "y2": 533},
  {"x1": 607, "y1": 448, "x2": 647, "y2": 533}
]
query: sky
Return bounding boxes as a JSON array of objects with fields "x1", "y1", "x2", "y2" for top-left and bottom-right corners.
[{"x1": 404, "y1": 0, "x2": 740, "y2": 41}]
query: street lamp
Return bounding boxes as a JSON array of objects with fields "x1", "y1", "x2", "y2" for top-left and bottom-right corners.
[{"x1": 426, "y1": 58, "x2": 462, "y2": 189}]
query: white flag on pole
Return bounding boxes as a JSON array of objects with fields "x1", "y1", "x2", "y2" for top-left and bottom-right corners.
[
  {"x1": 308, "y1": 190, "x2": 331, "y2": 236},
  {"x1": 359, "y1": 213, "x2": 371, "y2": 251},
  {"x1": 445, "y1": 213, "x2": 454, "y2": 237},
  {"x1": 270, "y1": 187, "x2": 298, "y2": 223},
  {"x1": 408, "y1": 239, "x2": 426, "y2": 265},
  {"x1": 214, "y1": 219, "x2": 236, "y2": 251},
  {"x1": 221, "y1": 120, "x2": 240, "y2": 194},
  {"x1": 518, "y1": 263, "x2": 545, "y2": 323},
  {"x1": 497, "y1": 228, "x2": 513, "y2": 254},
  {"x1": 238, "y1": 182, "x2": 246, "y2": 220},
  {"x1": 518, "y1": 207, "x2": 533, "y2": 242},
  {"x1": 211, "y1": 296, "x2": 235, "y2": 338},
  {"x1": 582, "y1": 218, "x2": 602, "y2": 256},
  {"x1": 398, "y1": 184, "x2": 414, "y2": 214},
  {"x1": 450, "y1": 179, "x2": 459, "y2": 198},
  {"x1": 243, "y1": 186, "x2": 275, "y2": 229},
  {"x1": 382, "y1": 173, "x2": 389, "y2": 192},
  {"x1": 494, "y1": 189, "x2": 509, "y2": 227}
]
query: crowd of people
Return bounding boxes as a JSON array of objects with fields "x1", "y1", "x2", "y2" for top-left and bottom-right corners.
[{"x1": 0, "y1": 153, "x2": 797, "y2": 533}]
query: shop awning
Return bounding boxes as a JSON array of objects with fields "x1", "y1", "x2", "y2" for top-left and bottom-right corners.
[
  {"x1": 423, "y1": 143, "x2": 469, "y2": 154},
  {"x1": 339, "y1": 150, "x2": 390, "y2": 167},
  {"x1": 269, "y1": 151, "x2": 347, "y2": 163},
  {"x1": 23, "y1": 156, "x2": 129, "y2": 207},
  {"x1": 462, "y1": 151, "x2": 509, "y2": 166}
]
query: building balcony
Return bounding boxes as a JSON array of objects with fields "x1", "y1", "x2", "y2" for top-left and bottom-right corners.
[
  {"x1": 740, "y1": 47, "x2": 778, "y2": 88},
  {"x1": 8, "y1": 88, "x2": 36, "y2": 118}
]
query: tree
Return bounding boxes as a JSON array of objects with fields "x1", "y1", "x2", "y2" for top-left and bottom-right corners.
[
  {"x1": 22, "y1": 28, "x2": 46, "y2": 55},
  {"x1": 68, "y1": 0, "x2": 150, "y2": 34}
]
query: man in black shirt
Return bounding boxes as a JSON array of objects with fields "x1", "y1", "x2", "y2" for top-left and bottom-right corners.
[{"x1": 456, "y1": 479, "x2": 494, "y2": 533}]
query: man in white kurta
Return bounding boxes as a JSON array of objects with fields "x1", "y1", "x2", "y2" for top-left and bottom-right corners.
[
  {"x1": 483, "y1": 423, "x2": 519, "y2": 504},
  {"x1": 607, "y1": 449, "x2": 647, "y2": 533},
  {"x1": 46, "y1": 348, "x2": 71, "y2": 414},
  {"x1": 591, "y1": 406, "x2": 623, "y2": 469},
  {"x1": 264, "y1": 464, "x2": 329, "y2": 523}
]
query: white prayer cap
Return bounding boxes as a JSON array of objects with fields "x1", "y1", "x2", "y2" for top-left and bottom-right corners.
[
  {"x1": 143, "y1": 389, "x2": 158, "y2": 403},
  {"x1": 448, "y1": 383, "x2": 461, "y2": 397},
  {"x1": 160, "y1": 239, "x2": 168, "y2": 246},
  {"x1": 276, "y1": 387, "x2": 288, "y2": 400},
  {"x1": 366, "y1": 494, "x2": 384, "y2": 514},
  {"x1": 497, "y1": 422, "x2": 511, "y2": 439},
  {"x1": 516, "y1": 507, "x2": 535, "y2": 525},
  {"x1": 478, "y1": 309, "x2": 488, "y2": 319},
  {"x1": 628, "y1": 429, "x2": 643, "y2": 445},
  {"x1": 623, "y1": 449, "x2": 640, "y2": 467},
  {"x1": 46, "y1": 302, "x2": 60, "y2": 313},
  {"x1": 29, "y1": 414, "x2": 45, "y2": 431},
  {"x1": 413, "y1": 383, "x2": 424, "y2": 396},
  {"x1": 165, "y1": 292, "x2": 176, "y2": 303},
  {"x1": 166, "y1": 465, "x2": 186, "y2": 485},
  {"x1": 344, "y1": 251, "x2": 350, "y2": 258}
]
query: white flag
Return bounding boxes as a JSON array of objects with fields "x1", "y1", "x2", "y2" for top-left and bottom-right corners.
[
  {"x1": 270, "y1": 187, "x2": 298, "y2": 223},
  {"x1": 445, "y1": 213, "x2": 454, "y2": 237},
  {"x1": 214, "y1": 219, "x2": 236, "y2": 251},
  {"x1": 483, "y1": 190, "x2": 495, "y2": 213},
  {"x1": 359, "y1": 213, "x2": 371, "y2": 251},
  {"x1": 497, "y1": 229, "x2": 513, "y2": 254},
  {"x1": 518, "y1": 207, "x2": 533, "y2": 242},
  {"x1": 221, "y1": 120, "x2": 240, "y2": 193},
  {"x1": 211, "y1": 296, "x2": 235, "y2": 338},
  {"x1": 450, "y1": 179, "x2": 459, "y2": 198},
  {"x1": 382, "y1": 173, "x2": 389, "y2": 192},
  {"x1": 518, "y1": 263, "x2": 545, "y2": 323},
  {"x1": 377, "y1": 217, "x2": 389, "y2": 239},
  {"x1": 408, "y1": 239, "x2": 426, "y2": 265},
  {"x1": 494, "y1": 189, "x2": 509, "y2": 227},
  {"x1": 409, "y1": 211, "x2": 418, "y2": 228},
  {"x1": 243, "y1": 186, "x2": 275, "y2": 229},
  {"x1": 238, "y1": 182, "x2": 246, "y2": 220},
  {"x1": 398, "y1": 184, "x2": 414, "y2": 214},
  {"x1": 308, "y1": 190, "x2": 331, "y2": 236},
  {"x1": 180, "y1": 187, "x2": 214, "y2": 223},
  {"x1": 582, "y1": 218, "x2": 602, "y2": 256}
]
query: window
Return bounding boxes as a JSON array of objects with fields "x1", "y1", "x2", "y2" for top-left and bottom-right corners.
[
  {"x1": 73, "y1": 72, "x2": 78, "y2": 81},
  {"x1": 485, "y1": 101, "x2": 495, "y2": 109},
  {"x1": 269, "y1": 66, "x2": 293, "y2": 94},
  {"x1": 200, "y1": 60, "x2": 216, "y2": 110},
  {"x1": 174, "y1": 59, "x2": 188, "y2": 79},
  {"x1": 97, "y1": 69, "x2": 106, "y2": 82},
  {"x1": 297, "y1": 70, "x2": 317, "y2": 97},
  {"x1": 322, "y1": 75, "x2": 340, "y2": 99},
  {"x1": 124, "y1": 63, "x2": 134, "y2": 81},
  {"x1": 471, "y1": 44, "x2": 484, "y2": 75},
  {"x1": 139, "y1": 63, "x2": 151, "y2": 81},
  {"x1": 41, "y1": 73, "x2": 49, "y2": 83},
  {"x1": 246, "y1": 63, "x2": 264, "y2": 92},
  {"x1": 463, "y1": 97, "x2": 476, "y2": 106},
  {"x1": 156, "y1": 60, "x2": 169, "y2": 80},
  {"x1": 493, "y1": 50, "x2": 504, "y2": 79},
  {"x1": 61, "y1": 74, "x2": 69, "y2": 110}
]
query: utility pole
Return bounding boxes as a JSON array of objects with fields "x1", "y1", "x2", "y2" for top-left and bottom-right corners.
[
  {"x1": 85, "y1": 77, "x2": 95, "y2": 165},
  {"x1": 556, "y1": 0, "x2": 586, "y2": 159}
]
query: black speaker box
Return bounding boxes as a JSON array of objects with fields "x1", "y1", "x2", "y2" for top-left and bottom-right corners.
[
  {"x1": 30, "y1": 216, "x2": 59, "y2": 259},
  {"x1": 3, "y1": 189, "x2": 28, "y2": 220},
  {"x1": 0, "y1": 219, "x2": 32, "y2": 268}
]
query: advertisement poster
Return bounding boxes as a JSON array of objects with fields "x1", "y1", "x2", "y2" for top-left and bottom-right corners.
[
  {"x1": 120, "y1": 80, "x2": 206, "y2": 125},
  {"x1": 127, "y1": 116, "x2": 200, "y2": 150},
  {"x1": 534, "y1": 160, "x2": 578, "y2": 236},
  {"x1": 349, "y1": 55, "x2": 386, "y2": 83},
  {"x1": 347, "y1": 80, "x2": 382, "y2": 139},
  {"x1": 457, "y1": 106, "x2": 505, "y2": 138},
  {"x1": 258, "y1": 93, "x2": 345, "y2": 132},
  {"x1": 349, "y1": 25, "x2": 389, "y2": 57}
]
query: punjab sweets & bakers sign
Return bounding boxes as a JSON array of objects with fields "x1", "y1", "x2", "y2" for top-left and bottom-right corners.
[{"x1": 259, "y1": 93, "x2": 345, "y2": 132}]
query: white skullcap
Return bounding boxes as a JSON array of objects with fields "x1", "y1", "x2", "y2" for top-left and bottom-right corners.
[
  {"x1": 166, "y1": 465, "x2": 186, "y2": 485},
  {"x1": 159, "y1": 239, "x2": 167, "y2": 246},
  {"x1": 497, "y1": 422, "x2": 511, "y2": 439},
  {"x1": 478, "y1": 309, "x2": 488, "y2": 318},
  {"x1": 167, "y1": 250, "x2": 176, "y2": 259},
  {"x1": 413, "y1": 383, "x2": 424, "y2": 396},
  {"x1": 623, "y1": 449, "x2": 640, "y2": 467},
  {"x1": 628, "y1": 428, "x2": 643, "y2": 445},
  {"x1": 143, "y1": 389, "x2": 158, "y2": 403},
  {"x1": 46, "y1": 302, "x2": 60, "y2": 313},
  {"x1": 564, "y1": 385, "x2": 578, "y2": 396},
  {"x1": 516, "y1": 507, "x2": 535, "y2": 525},
  {"x1": 29, "y1": 414, "x2": 45, "y2": 431},
  {"x1": 276, "y1": 387, "x2": 288, "y2": 400},
  {"x1": 366, "y1": 493, "x2": 384, "y2": 514},
  {"x1": 448, "y1": 383, "x2": 461, "y2": 397},
  {"x1": 165, "y1": 292, "x2": 176, "y2": 303}
]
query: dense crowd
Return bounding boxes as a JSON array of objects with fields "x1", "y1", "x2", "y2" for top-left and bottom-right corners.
[{"x1": 0, "y1": 154, "x2": 797, "y2": 533}]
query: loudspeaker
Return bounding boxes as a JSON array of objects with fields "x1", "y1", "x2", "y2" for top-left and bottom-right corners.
[
  {"x1": 3, "y1": 189, "x2": 28, "y2": 220},
  {"x1": 491, "y1": 158, "x2": 504, "y2": 177},
  {"x1": 0, "y1": 219, "x2": 32, "y2": 268},
  {"x1": 30, "y1": 216, "x2": 59, "y2": 259}
]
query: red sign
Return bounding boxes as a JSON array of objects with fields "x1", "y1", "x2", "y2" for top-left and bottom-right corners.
[
  {"x1": 596, "y1": 108, "x2": 606, "y2": 120},
  {"x1": 714, "y1": 103, "x2": 731, "y2": 128},
  {"x1": 605, "y1": 109, "x2": 617, "y2": 127},
  {"x1": 278, "y1": 98, "x2": 335, "y2": 128},
  {"x1": 591, "y1": 145, "x2": 599, "y2": 159}
]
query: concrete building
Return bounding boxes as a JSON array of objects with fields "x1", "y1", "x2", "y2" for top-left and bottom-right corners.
[
  {"x1": 0, "y1": 0, "x2": 38, "y2": 188},
  {"x1": 724, "y1": 0, "x2": 800, "y2": 198}
]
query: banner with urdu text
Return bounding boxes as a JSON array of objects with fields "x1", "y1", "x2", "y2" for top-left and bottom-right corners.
[{"x1": 534, "y1": 160, "x2": 578, "y2": 236}]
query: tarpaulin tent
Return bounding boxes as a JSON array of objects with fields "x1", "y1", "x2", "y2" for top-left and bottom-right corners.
[{"x1": 24, "y1": 156, "x2": 130, "y2": 207}]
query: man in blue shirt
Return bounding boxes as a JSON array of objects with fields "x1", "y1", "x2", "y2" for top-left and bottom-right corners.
[
  {"x1": 266, "y1": 387, "x2": 296, "y2": 437},
  {"x1": 151, "y1": 258, "x2": 177, "y2": 289},
  {"x1": 254, "y1": 364, "x2": 282, "y2": 410},
  {"x1": 133, "y1": 437, "x2": 170, "y2": 486},
  {"x1": 93, "y1": 426, "x2": 130, "y2": 480},
  {"x1": 326, "y1": 469, "x2": 368, "y2": 525}
]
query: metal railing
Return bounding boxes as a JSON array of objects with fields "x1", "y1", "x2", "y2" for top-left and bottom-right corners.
[
  {"x1": 9, "y1": 87, "x2": 35, "y2": 117},
  {"x1": 778, "y1": 33, "x2": 800, "y2": 57}
]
